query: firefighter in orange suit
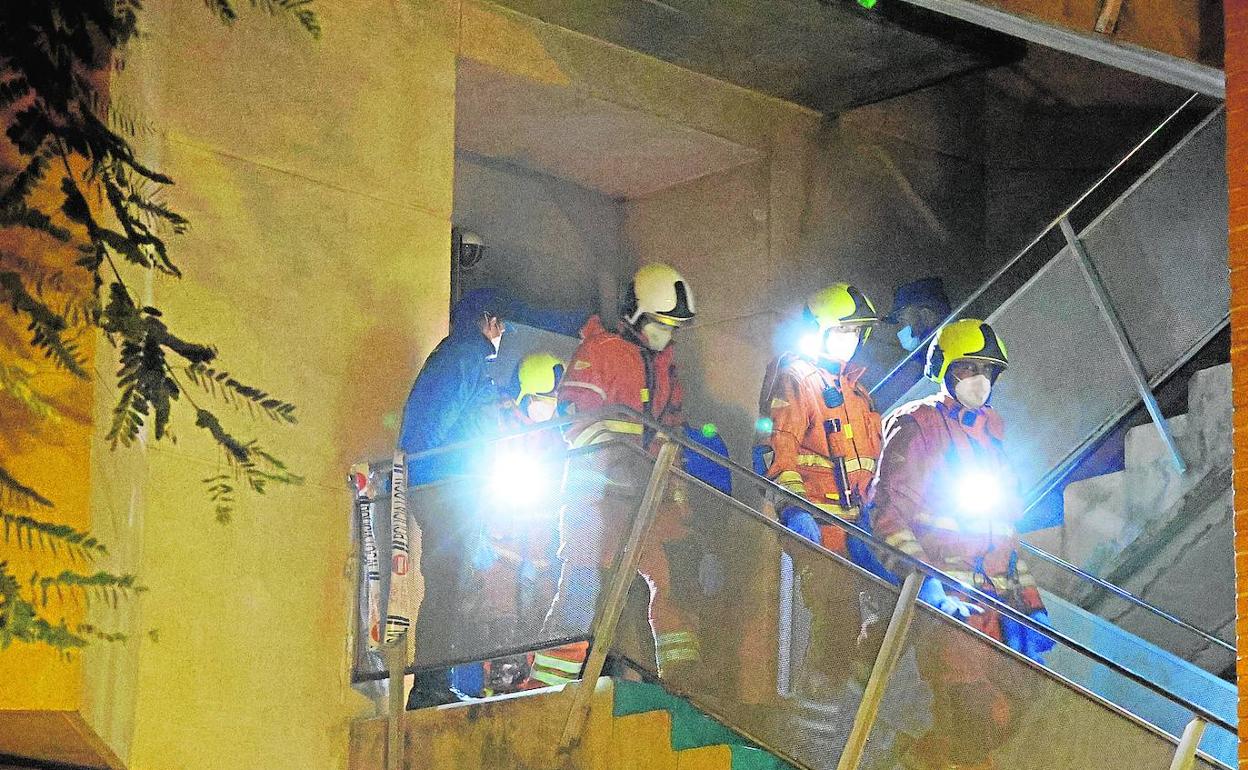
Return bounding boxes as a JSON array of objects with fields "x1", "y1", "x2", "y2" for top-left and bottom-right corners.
[
  {"x1": 759, "y1": 283, "x2": 883, "y2": 553},
  {"x1": 755, "y1": 283, "x2": 890, "y2": 739},
  {"x1": 532, "y1": 263, "x2": 698, "y2": 687},
  {"x1": 870, "y1": 319, "x2": 1053, "y2": 770}
]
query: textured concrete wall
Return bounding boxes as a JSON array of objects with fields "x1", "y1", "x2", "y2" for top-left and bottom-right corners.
[
  {"x1": 454, "y1": 153, "x2": 631, "y2": 319},
  {"x1": 1227, "y1": 0, "x2": 1248, "y2": 760},
  {"x1": 73, "y1": 2, "x2": 459, "y2": 768}
]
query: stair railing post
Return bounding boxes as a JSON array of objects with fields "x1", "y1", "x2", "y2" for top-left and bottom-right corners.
[
  {"x1": 835, "y1": 571, "x2": 925, "y2": 770},
  {"x1": 558, "y1": 440, "x2": 680, "y2": 752},
  {"x1": 383, "y1": 633, "x2": 408, "y2": 770},
  {"x1": 1059, "y1": 216, "x2": 1187, "y2": 473},
  {"x1": 1167, "y1": 717, "x2": 1207, "y2": 770}
]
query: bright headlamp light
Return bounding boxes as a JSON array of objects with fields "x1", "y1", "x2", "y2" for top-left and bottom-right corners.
[
  {"x1": 488, "y1": 451, "x2": 550, "y2": 509},
  {"x1": 955, "y1": 469, "x2": 1003, "y2": 518}
]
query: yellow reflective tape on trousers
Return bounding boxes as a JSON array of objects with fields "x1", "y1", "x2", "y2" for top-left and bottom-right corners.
[
  {"x1": 569, "y1": 419, "x2": 644, "y2": 448},
  {"x1": 658, "y1": 648, "x2": 701, "y2": 666},
  {"x1": 530, "y1": 668, "x2": 577, "y2": 686},
  {"x1": 532, "y1": 653, "x2": 583, "y2": 674}
]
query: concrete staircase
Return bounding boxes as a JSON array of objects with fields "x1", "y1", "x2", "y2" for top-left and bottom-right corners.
[
  {"x1": 348, "y1": 677, "x2": 789, "y2": 770},
  {"x1": 1024, "y1": 362, "x2": 1234, "y2": 672}
]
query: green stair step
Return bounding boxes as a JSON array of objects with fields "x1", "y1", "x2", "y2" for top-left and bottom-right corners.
[{"x1": 612, "y1": 680, "x2": 795, "y2": 770}]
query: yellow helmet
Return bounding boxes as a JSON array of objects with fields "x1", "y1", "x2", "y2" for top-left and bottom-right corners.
[
  {"x1": 925, "y1": 319, "x2": 1009, "y2": 382},
  {"x1": 516, "y1": 352, "x2": 566, "y2": 400},
  {"x1": 804, "y1": 283, "x2": 878, "y2": 340}
]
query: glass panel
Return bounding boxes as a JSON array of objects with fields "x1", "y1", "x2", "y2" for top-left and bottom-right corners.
[
  {"x1": 867, "y1": 607, "x2": 1196, "y2": 770},
  {"x1": 611, "y1": 461, "x2": 1228, "y2": 768},
  {"x1": 613, "y1": 467, "x2": 905, "y2": 769},
  {"x1": 351, "y1": 430, "x2": 652, "y2": 678},
  {"x1": 350, "y1": 422, "x2": 1232, "y2": 767}
]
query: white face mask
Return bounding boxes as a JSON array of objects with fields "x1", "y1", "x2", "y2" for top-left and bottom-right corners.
[
  {"x1": 640, "y1": 321, "x2": 673, "y2": 352},
  {"x1": 897, "y1": 326, "x2": 921, "y2": 352},
  {"x1": 488, "y1": 333, "x2": 502, "y2": 356},
  {"x1": 954, "y1": 374, "x2": 992, "y2": 410},
  {"x1": 526, "y1": 397, "x2": 557, "y2": 423},
  {"x1": 822, "y1": 330, "x2": 859, "y2": 362}
]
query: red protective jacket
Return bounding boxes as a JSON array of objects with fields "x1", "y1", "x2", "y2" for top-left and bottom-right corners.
[
  {"x1": 760, "y1": 354, "x2": 882, "y2": 515},
  {"x1": 868, "y1": 394, "x2": 1043, "y2": 615},
  {"x1": 558, "y1": 315, "x2": 683, "y2": 447}
]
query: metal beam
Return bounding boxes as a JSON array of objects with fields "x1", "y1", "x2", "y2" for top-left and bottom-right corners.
[
  {"x1": 558, "y1": 441, "x2": 680, "y2": 751},
  {"x1": 1060, "y1": 216, "x2": 1187, "y2": 473},
  {"x1": 384, "y1": 634, "x2": 408, "y2": 770},
  {"x1": 895, "y1": 0, "x2": 1225, "y2": 97},
  {"x1": 836, "y1": 572, "x2": 924, "y2": 770}
]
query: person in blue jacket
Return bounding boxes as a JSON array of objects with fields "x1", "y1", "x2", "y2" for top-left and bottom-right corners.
[
  {"x1": 400, "y1": 288, "x2": 590, "y2": 708},
  {"x1": 399, "y1": 290, "x2": 508, "y2": 484},
  {"x1": 401, "y1": 289, "x2": 510, "y2": 709}
]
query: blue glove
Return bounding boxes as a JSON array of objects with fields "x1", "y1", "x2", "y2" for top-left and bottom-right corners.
[
  {"x1": 781, "y1": 507, "x2": 822, "y2": 544},
  {"x1": 470, "y1": 538, "x2": 497, "y2": 571},
  {"x1": 918, "y1": 577, "x2": 983, "y2": 620},
  {"x1": 1001, "y1": 609, "x2": 1055, "y2": 664},
  {"x1": 846, "y1": 508, "x2": 900, "y2": 585}
]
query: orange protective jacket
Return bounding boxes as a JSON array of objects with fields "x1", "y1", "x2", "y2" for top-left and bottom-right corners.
[
  {"x1": 868, "y1": 394, "x2": 1044, "y2": 615},
  {"x1": 558, "y1": 315, "x2": 683, "y2": 447},
  {"x1": 760, "y1": 354, "x2": 882, "y2": 517}
]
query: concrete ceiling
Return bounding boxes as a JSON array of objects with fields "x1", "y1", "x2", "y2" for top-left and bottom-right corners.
[
  {"x1": 455, "y1": 58, "x2": 760, "y2": 199},
  {"x1": 488, "y1": 0, "x2": 1025, "y2": 114}
]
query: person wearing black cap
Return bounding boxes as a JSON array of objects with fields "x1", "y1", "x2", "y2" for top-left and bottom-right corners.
[
  {"x1": 886, "y1": 277, "x2": 952, "y2": 353},
  {"x1": 399, "y1": 288, "x2": 511, "y2": 708}
]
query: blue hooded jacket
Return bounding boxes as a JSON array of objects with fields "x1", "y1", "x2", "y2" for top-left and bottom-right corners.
[
  {"x1": 397, "y1": 288, "x2": 592, "y2": 485},
  {"x1": 398, "y1": 290, "x2": 506, "y2": 485}
]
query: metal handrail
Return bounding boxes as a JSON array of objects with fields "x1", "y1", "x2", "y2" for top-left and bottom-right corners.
[
  {"x1": 869, "y1": 91, "x2": 1206, "y2": 399},
  {"x1": 369, "y1": 406, "x2": 1237, "y2": 736},
  {"x1": 629, "y1": 409, "x2": 1238, "y2": 736},
  {"x1": 1017, "y1": 541, "x2": 1235, "y2": 654}
]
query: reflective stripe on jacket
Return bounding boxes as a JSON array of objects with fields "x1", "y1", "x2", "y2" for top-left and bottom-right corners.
[{"x1": 759, "y1": 353, "x2": 882, "y2": 513}]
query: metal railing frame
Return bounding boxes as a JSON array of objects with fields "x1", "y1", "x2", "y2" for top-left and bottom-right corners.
[
  {"x1": 363, "y1": 406, "x2": 1238, "y2": 764},
  {"x1": 860, "y1": 96, "x2": 1232, "y2": 656},
  {"x1": 641, "y1": 409, "x2": 1236, "y2": 734},
  {"x1": 869, "y1": 91, "x2": 1206, "y2": 401}
]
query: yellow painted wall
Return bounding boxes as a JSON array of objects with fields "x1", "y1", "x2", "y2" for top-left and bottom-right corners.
[
  {"x1": 0, "y1": 176, "x2": 96, "y2": 713},
  {"x1": 0, "y1": 90, "x2": 100, "y2": 721},
  {"x1": 77, "y1": 1, "x2": 459, "y2": 768}
]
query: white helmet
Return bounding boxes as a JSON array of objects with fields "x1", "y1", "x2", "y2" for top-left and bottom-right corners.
[{"x1": 622, "y1": 263, "x2": 696, "y2": 326}]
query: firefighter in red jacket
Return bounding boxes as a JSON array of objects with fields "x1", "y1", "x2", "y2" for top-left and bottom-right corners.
[
  {"x1": 532, "y1": 263, "x2": 698, "y2": 687},
  {"x1": 870, "y1": 319, "x2": 1053, "y2": 770},
  {"x1": 755, "y1": 283, "x2": 889, "y2": 735}
]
